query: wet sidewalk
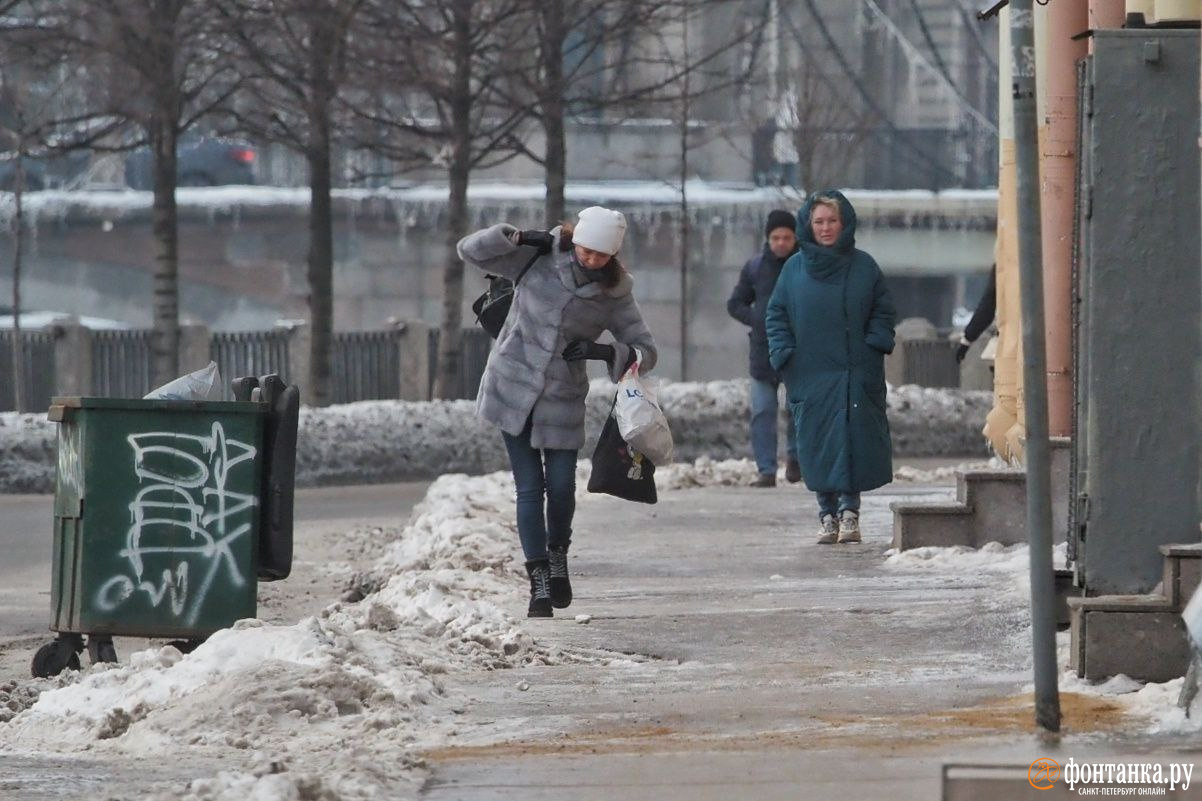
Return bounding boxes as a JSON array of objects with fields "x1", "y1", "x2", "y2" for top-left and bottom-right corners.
[{"x1": 418, "y1": 482, "x2": 1202, "y2": 800}]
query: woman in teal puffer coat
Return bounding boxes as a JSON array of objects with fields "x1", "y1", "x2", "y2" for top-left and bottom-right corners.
[{"x1": 765, "y1": 190, "x2": 896, "y2": 545}]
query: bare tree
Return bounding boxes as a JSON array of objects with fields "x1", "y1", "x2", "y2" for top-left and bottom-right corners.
[
  {"x1": 0, "y1": 3, "x2": 110, "y2": 409},
  {"x1": 350, "y1": 0, "x2": 530, "y2": 399},
  {"x1": 0, "y1": 79, "x2": 29, "y2": 412},
  {"x1": 502, "y1": 0, "x2": 762, "y2": 227},
  {"x1": 783, "y1": 48, "x2": 879, "y2": 191},
  {"x1": 214, "y1": 0, "x2": 375, "y2": 407},
  {"x1": 6, "y1": 1, "x2": 241, "y2": 386}
]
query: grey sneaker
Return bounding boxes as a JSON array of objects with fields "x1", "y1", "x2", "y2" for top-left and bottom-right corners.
[
  {"x1": 816, "y1": 514, "x2": 838, "y2": 544},
  {"x1": 837, "y1": 511, "x2": 861, "y2": 543}
]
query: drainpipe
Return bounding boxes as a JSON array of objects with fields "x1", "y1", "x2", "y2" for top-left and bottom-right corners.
[
  {"x1": 1040, "y1": 0, "x2": 1087, "y2": 438},
  {"x1": 1088, "y1": 0, "x2": 1126, "y2": 47},
  {"x1": 1010, "y1": 0, "x2": 1062, "y2": 733}
]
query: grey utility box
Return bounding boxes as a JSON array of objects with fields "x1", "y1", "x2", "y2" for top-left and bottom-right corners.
[{"x1": 1073, "y1": 30, "x2": 1201, "y2": 595}]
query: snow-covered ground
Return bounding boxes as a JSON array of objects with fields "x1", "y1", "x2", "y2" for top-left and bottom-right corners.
[
  {"x1": 1, "y1": 458, "x2": 1196, "y2": 799},
  {"x1": 0, "y1": 380, "x2": 992, "y2": 493}
]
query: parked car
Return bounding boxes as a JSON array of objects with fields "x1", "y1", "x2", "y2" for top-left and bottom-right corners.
[
  {"x1": 0, "y1": 150, "x2": 94, "y2": 191},
  {"x1": 0, "y1": 156, "x2": 46, "y2": 191},
  {"x1": 124, "y1": 136, "x2": 257, "y2": 189}
]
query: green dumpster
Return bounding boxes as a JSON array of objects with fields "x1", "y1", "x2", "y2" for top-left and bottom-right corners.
[{"x1": 45, "y1": 396, "x2": 265, "y2": 645}]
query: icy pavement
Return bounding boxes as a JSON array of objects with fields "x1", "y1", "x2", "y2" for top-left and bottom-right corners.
[
  {"x1": 0, "y1": 380, "x2": 992, "y2": 493},
  {"x1": 1, "y1": 465, "x2": 1197, "y2": 801}
]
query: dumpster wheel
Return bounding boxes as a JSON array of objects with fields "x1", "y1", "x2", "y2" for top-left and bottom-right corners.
[
  {"x1": 30, "y1": 635, "x2": 83, "y2": 678},
  {"x1": 87, "y1": 635, "x2": 118, "y2": 665}
]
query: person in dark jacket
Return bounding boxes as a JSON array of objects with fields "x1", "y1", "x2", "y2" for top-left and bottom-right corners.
[
  {"x1": 956, "y1": 264, "x2": 996, "y2": 363},
  {"x1": 727, "y1": 209, "x2": 802, "y2": 487},
  {"x1": 766, "y1": 191, "x2": 896, "y2": 545}
]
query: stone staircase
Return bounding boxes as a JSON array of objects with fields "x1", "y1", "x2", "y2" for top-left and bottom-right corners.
[
  {"x1": 1068, "y1": 543, "x2": 1202, "y2": 682},
  {"x1": 890, "y1": 438, "x2": 1071, "y2": 551}
]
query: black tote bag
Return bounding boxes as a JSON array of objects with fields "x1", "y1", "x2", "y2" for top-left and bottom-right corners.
[{"x1": 587, "y1": 410, "x2": 657, "y2": 504}]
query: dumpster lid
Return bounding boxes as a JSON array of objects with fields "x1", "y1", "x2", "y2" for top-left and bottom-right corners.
[{"x1": 49, "y1": 396, "x2": 266, "y2": 420}]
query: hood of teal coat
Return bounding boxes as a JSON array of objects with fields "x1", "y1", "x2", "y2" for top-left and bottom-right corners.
[{"x1": 796, "y1": 190, "x2": 858, "y2": 281}]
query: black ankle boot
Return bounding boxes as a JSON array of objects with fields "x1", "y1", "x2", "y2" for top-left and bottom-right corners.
[
  {"x1": 526, "y1": 560, "x2": 553, "y2": 618},
  {"x1": 547, "y1": 546, "x2": 572, "y2": 609}
]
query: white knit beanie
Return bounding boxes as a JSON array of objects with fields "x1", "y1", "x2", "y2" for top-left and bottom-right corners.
[{"x1": 572, "y1": 206, "x2": 627, "y2": 255}]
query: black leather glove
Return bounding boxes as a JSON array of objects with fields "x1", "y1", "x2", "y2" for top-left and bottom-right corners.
[
  {"x1": 562, "y1": 340, "x2": 615, "y2": 363},
  {"x1": 510, "y1": 229, "x2": 553, "y2": 253},
  {"x1": 955, "y1": 339, "x2": 971, "y2": 363}
]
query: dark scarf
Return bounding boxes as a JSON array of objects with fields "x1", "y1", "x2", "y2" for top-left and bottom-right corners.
[{"x1": 570, "y1": 252, "x2": 603, "y2": 287}]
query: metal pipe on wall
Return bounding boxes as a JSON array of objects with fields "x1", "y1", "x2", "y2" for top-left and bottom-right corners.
[
  {"x1": 1041, "y1": 0, "x2": 1088, "y2": 438},
  {"x1": 1089, "y1": 0, "x2": 1128, "y2": 35}
]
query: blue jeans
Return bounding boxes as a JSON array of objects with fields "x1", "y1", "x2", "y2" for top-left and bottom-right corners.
[
  {"x1": 750, "y1": 378, "x2": 797, "y2": 476},
  {"x1": 817, "y1": 491, "x2": 861, "y2": 519},
  {"x1": 502, "y1": 417, "x2": 578, "y2": 562}
]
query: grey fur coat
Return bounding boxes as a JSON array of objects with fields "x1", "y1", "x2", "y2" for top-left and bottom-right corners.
[{"x1": 457, "y1": 223, "x2": 658, "y2": 451}]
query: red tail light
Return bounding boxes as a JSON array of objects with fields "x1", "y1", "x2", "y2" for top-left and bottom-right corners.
[{"x1": 229, "y1": 147, "x2": 255, "y2": 164}]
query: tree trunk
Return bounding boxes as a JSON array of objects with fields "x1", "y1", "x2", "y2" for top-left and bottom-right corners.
[
  {"x1": 148, "y1": 0, "x2": 182, "y2": 388},
  {"x1": 434, "y1": 0, "x2": 473, "y2": 400},
  {"x1": 149, "y1": 114, "x2": 180, "y2": 387},
  {"x1": 306, "y1": 145, "x2": 334, "y2": 407},
  {"x1": 540, "y1": 1, "x2": 567, "y2": 227},
  {"x1": 10, "y1": 143, "x2": 25, "y2": 412},
  {"x1": 307, "y1": 34, "x2": 335, "y2": 407},
  {"x1": 678, "y1": 4, "x2": 691, "y2": 383}
]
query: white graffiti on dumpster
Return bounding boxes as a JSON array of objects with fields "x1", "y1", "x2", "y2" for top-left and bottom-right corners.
[{"x1": 95, "y1": 422, "x2": 258, "y2": 625}]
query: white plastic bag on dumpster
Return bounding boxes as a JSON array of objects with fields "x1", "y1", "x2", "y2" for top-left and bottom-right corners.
[
  {"x1": 144, "y1": 361, "x2": 223, "y2": 401},
  {"x1": 614, "y1": 352, "x2": 673, "y2": 464}
]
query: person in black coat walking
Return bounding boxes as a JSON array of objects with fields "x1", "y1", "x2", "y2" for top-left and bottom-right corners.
[
  {"x1": 956, "y1": 264, "x2": 996, "y2": 363},
  {"x1": 727, "y1": 209, "x2": 802, "y2": 487}
]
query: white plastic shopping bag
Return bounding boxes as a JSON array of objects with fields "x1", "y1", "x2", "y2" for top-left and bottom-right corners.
[
  {"x1": 144, "y1": 360, "x2": 223, "y2": 401},
  {"x1": 614, "y1": 352, "x2": 673, "y2": 464}
]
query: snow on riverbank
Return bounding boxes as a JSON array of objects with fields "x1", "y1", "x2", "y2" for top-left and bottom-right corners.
[{"x1": 0, "y1": 380, "x2": 992, "y2": 493}]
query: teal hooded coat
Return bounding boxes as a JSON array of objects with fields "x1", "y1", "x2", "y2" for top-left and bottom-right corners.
[{"x1": 765, "y1": 191, "x2": 897, "y2": 494}]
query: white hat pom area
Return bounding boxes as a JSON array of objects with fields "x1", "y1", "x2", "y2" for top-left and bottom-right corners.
[{"x1": 572, "y1": 206, "x2": 627, "y2": 255}]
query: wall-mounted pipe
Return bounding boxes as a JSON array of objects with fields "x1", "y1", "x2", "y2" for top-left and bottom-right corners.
[{"x1": 1041, "y1": 0, "x2": 1088, "y2": 438}]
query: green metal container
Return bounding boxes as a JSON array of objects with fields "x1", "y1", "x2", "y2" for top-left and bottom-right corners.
[{"x1": 48, "y1": 396, "x2": 265, "y2": 639}]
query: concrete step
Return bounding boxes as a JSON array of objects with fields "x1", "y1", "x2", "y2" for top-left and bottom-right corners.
[
  {"x1": 891, "y1": 501, "x2": 974, "y2": 549},
  {"x1": 891, "y1": 438, "x2": 1071, "y2": 552},
  {"x1": 1068, "y1": 592, "x2": 1192, "y2": 682},
  {"x1": 1161, "y1": 543, "x2": 1202, "y2": 609},
  {"x1": 959, "y1": 470, "x2": 1028, "y2": 546}
]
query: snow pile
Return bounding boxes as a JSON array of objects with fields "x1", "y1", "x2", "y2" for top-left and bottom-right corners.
[
  {"x1": 885, "y1": 541, "x2": 1037, "y2": 575},
  {"x1": 295, "y1": 398, "x2": 502, "y2": 487},
  {"x1": 0, "y1": 471, "x2": 585, "y2": 800},
  {"x1": 0, "y1": 411, "x2": 57, "y2": 493},
  {"x1": 1051, "y1": 656, "x2": 1202, "y2": 735},
  {"x1": 891, "y1": 460, "x2": 997, "y2": 484},
  {"x1": 654, "y1": 456, "x2": 762, "y2": 489},
  {"x1": 0, "y1": 381, "x2": 993, "y2": 493},
  {"x1": 885, "y1": 541, "x2": 1069, "y2": 601},
  {"x1": 887, "y1": 384, "x2": 993, "y2": 457},
  {"x1": 1111, "y1": 677, "x2": 1202, "y2": 734}
]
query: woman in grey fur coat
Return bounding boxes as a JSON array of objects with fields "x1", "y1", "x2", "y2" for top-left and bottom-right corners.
[{"x1": 457, "y1": 206, "x2": 657, "y2": 618}]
